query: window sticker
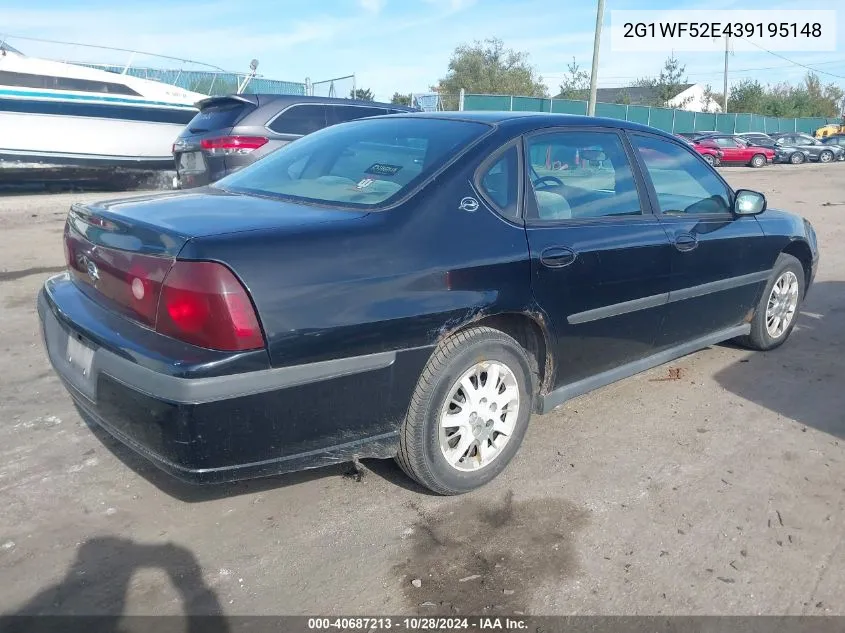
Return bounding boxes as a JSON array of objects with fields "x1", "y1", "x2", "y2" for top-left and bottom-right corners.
[{"x1": 365, "y1": 163, "x2": 403, "y2": 177}]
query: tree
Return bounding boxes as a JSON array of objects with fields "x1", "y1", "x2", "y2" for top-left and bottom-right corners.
[
  {"x1": 727, "y1": 79, "x2": 766, "y2": 115},
  {"x1": 390, "y1": 92, "x2": 412, "y2": 106},
  {"x1": 725, "y1": 72, "x2": 843, "y2": 117},
  {"x1": 614, "y1": 89, "x2": 632, "y2": 105},
  {"x1": 350, "y1": 87, "x2": 374, "y2": 101},
  {"x1": 436, "y1": 37, "x2": 548, "y2": 98},
  {"x1": 635, "y1": 54, "x2": 692, "y2": 108},
  {"x1": 701, "y1": 84, "x2": 723, "y2": 113},
  {"x1": 556, "y1": 57, "x2": 589, "y2": 100}
]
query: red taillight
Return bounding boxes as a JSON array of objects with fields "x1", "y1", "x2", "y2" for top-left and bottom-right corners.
[
  {"x1": 156, "y1": 261, "x2": 264, "y2": 352},
  {"x1": 200, "y1": 136, "x2": 268, "y2": 155}
]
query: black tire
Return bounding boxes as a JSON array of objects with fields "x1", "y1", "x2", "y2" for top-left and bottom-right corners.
[
  {"x1": 735, "y1": 253, "x2": 805, "y2": 351},
  {"x1": 703, "y1": 154, "x2": 716, "y2": 166},
  {"x1": 396, "y1": 326, "x2": 535, "y2": 495},
  {"x1": 750, "y1": 153, "x2": 766, "y2": 168},
  {"x1": 790, "y1": 152, "x2": 805, "y2": 165},
  {"x1": 819, "y1": 150, "x2": 834, "y2": 163}
]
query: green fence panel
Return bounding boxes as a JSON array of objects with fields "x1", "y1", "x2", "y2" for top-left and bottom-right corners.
[
  {"x1": 595, "y1": 102, "x2": 628, "y2": 121},
  {"x1": 798, "y1": 117, "x2": 825, "y2": 134},
  {"x1": 626, "y1": 105, "x2": 651, "y2": 126},
  {"x1": 715, "y1": 113, "x2": 736, "y2": 133},
  {"x1": 512, "y1": 96, "x2": 546, "y2": 111},
  {"x1": 734, "y1": 113, "x2": 752, "y2": 133},
  {"x1": 648, "y1": 107, "x2": 674, "y2": 132},
  {"x1": 778, "y1": 118, "x2": 796, "y2": 132},
  {"x1": 693, "y1": 112, "x2": 718, "y2": 131},
  {"x1": 747, "y1": 115, "x2": 765, "y2": 132},
  {"x1": 461, "y1": 93, "x2": 839, "y2": 136},
  {"x1": 464, "y1": 94, "x2": 511, "y2": 111},
  {"x1": 672, "y1": 110, "x2": 695, "y2": 132},
  {"x1": 552, "y1": 99, "x2": 588, "y2": 115}
]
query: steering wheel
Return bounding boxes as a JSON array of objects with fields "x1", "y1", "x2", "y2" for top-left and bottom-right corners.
[{"x1": 533, "y1": 175, "x2": 564, "y2": 190}]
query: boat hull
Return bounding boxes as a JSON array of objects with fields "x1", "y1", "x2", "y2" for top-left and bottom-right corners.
[{"x1": 0, "y1": 92, "x2": 196, "y2": 185}]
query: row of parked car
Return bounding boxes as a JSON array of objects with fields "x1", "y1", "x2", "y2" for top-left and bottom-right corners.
[
  {"x1": 679, "y1": 130, "x2": 845, "y2": 168},
  {"x1": 172, "y1": 95, "x2": 845, "y2": 189}
]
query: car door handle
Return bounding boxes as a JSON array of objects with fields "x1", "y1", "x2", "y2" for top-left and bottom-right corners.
[
  {"x1": 672, "y1": 233, "x2": 698, "y2": 252},
  {"x1": 540, "y1": 246, "x2": 577, "y2": 268}
]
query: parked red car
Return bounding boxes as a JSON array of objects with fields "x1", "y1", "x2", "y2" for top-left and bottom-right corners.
[
  {"x1": 676, "y1": 135, "x2": 722, "y2": 166},
  {"x1": 696, "y1": 135, "x2": 774, "y2": 167}
]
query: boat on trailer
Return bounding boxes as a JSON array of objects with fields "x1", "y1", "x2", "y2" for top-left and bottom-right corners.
[{"x1": 0, "y1": 42, "x2": 207, "y2": 186}]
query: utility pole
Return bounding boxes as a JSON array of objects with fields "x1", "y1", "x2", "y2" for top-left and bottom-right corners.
[
  {"x1": 722, "y1": 34, "x2": 729, "y2": 113},
  {"x1": 587, "y1": 0, "x2": 605, "y2": 116}
]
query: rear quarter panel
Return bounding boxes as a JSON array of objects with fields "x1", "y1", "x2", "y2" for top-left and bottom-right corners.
[{"x1": 180, "y1": 140, "x2": 534, "y2": 369}]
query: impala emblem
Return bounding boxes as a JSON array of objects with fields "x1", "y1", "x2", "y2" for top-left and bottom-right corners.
[{"x1": 459, "y1": 196, "x2": 479, "y2": 212}]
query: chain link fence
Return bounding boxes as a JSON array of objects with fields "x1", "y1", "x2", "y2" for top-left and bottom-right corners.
[
  {"x1": 462, "y1": 93, "x2": 840, "y2": 135},
  {"x1": 79, "y1": 65, "x2": 306, "y2": 97}
]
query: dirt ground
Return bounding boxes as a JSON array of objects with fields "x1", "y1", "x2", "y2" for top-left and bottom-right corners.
[{"x1": 1, "y1": 164, "x2": 844, "y2": 617}]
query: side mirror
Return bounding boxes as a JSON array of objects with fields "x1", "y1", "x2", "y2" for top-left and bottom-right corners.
[{"x1": 734, "y1": 189, "x2": 767, "y2": 216}]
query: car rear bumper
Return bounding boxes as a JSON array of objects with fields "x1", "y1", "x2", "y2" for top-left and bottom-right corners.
[{"x1": 38, "y1": 275, "x2": 428, "y2": 483}]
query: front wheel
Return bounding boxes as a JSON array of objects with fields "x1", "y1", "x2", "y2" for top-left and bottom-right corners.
[
  {"x1": 396, "y1": 326, "x2": 534, "y2": 495},
  {"x1": 736, "y1": 253, "x2": 804, "y2": 351},
  {"x1": 750, "y1": 154, "x2": 766, "y2": 168},
  {"x1": 790, "y1": 152, "x2": 805, "y2": 165},
  {"x1": 819, "y1": 150, "x2": 834, "y2": 163}
]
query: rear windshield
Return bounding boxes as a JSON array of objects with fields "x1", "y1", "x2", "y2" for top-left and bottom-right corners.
[
  {"x1": 214, "y1": 117, "x2": 490, "y2": 208},
  {"x1": 186, "y1": 100, "x2": 254, "y2": 133}
]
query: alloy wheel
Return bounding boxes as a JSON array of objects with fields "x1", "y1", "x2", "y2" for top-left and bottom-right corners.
[
  {"x1": 765, "y1": 271, "x2": 800, "y2": 339},
  {"x1": 438, "y1": 361, "x2": 520, "y2": 472}
]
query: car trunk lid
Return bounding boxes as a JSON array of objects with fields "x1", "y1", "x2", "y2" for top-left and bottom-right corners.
[{"x1": 64, "y1": 190, "x2": 368, "y2": 330}]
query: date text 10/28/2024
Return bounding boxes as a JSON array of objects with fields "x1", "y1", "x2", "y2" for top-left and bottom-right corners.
[{"x1": 307, "y1": 617, "x2": 528, "y2": 630}]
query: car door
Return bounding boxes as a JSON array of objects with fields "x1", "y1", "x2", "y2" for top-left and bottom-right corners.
[
  {"x1": 628, "y1": 132, "x2": 770, "y2": 348},
  {"x1": 521, "y1": 128, "x2": 673, "y2": 389},
  {"x1": 712, "y1": 137, "x2": 744, "y2": 162}
]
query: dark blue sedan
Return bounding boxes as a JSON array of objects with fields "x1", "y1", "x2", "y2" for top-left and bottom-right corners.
[{"x1": 38, "y1": 112, "x2": 820, "y2": 495}]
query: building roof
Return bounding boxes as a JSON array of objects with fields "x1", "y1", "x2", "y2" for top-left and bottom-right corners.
[{"x1": 592, "y1": 83, "x2": 694, "y2": 105}]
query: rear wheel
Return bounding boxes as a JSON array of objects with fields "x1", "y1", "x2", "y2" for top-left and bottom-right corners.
[
  {"x1": 750, "y1": 153, "x2": 766, "y2": 168},
  {"x1": 396, "y1": 326, "x2": 534, "y2": 495},
  {"x1": 736, "y1": 253, "x2": 804, "y2": 351},
  {"x1": 819, "y1": 150, "x2": 834, "y2": 163},
  {"x1": 789, "y1": 152, "x2": 805, "y2": 165}
]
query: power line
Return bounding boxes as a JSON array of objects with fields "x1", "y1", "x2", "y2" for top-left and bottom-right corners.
[
  {"x1": 740, "y1": 40, "x2": 845, "y2": 80},
  {"x1": 541, "y1": 58, "x2": 845, "y2": 80}
]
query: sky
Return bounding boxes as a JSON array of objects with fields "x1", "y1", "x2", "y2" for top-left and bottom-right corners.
[{"x1": 2, "y1": 0, "x2": 844, "y2": 102}]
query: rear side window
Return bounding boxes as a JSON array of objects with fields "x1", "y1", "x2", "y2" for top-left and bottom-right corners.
[
  {"x1": 216, "y1": 117, "x2": 490, "y2": 208},
  {"x1": 327, "y1": 105, "x2": 390, "y2": 125},
  {"x1": 525, "y1": 130, "x2": 642, "y2": 220},
  {"x1": 479, "y1": 146, "x2": 519, "y2": 219},
  {"x1": 187, "y1": 101, "x2": 254, "y2": 133},
  {"x1": 267, "y1": 104, "x2": 328, "y2": 135}
]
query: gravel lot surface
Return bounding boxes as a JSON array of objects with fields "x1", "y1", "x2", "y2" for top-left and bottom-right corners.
[{"x1": 1, "y1": 164, "x2": 843, "y2": 617}]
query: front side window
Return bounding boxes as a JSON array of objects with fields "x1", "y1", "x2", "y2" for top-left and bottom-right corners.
[
  {"x1": 524, "y1": 130, "x2": 642, "y2": 221},
  {"x1": 714, "y1": 137, "x2": 740, "y2": 148},
  {"x1": 632, "y1": 134, "x2": 732, "y2": 215},
  {"x1": 217, "y1": 117, "x2": 490, "y2": 208}
]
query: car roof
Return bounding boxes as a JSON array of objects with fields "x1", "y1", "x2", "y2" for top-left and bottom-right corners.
[
  {"x1": 377, "y1": 110, "x2": 685, "y2": 139},
  {"x1": 196, "y1": 94, "x2": 417, "y2": 112}
]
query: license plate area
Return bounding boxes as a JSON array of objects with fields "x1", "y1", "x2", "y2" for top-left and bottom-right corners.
[
  {"x1": 66, "y1": 335, "x2": 94, "y2": 380},
  {"x1": 178, "y1": 151, "x2": 206, "y2": 174},
  {"x1": 42, "y1": 307, "x2": 99, "y2": 402}
]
